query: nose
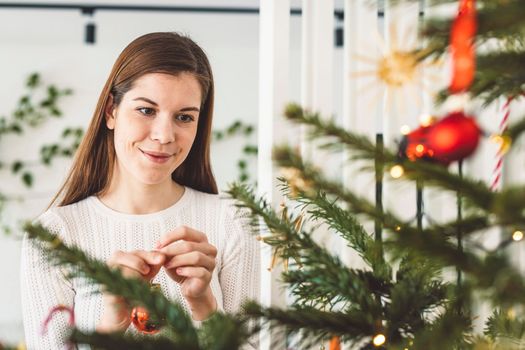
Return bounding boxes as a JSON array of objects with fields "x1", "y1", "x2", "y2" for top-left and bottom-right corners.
[{"x1": 150, "y1": 115, "x2": 175, "y2": 144}]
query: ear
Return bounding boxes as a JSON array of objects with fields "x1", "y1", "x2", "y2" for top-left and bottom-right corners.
[{"x1": 105, "y1": 94, "x2": 116, "y2": 130}]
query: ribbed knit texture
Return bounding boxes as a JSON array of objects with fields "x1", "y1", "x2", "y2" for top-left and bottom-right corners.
[{"x1": 20, "y1": 187, "x2": 260, "y2": 349}]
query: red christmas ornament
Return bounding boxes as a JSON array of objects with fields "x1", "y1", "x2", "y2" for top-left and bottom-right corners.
[
  {"x1": 427, "y1": 111, "x2": 480, "y2": 163},
  {"x1": 449, "y1": 0, "x2": 477, "y2": 93},
  {"x1": 400, "y1": 111, "x2": 481, "y2": 165},
  {"x1": 329, "y1": 336, "x2": 341, "y2": 350},
  {"x1": 403, "y1": 123, "x2": 436, "y2": 162},
  {"x1": 131, "y1": 306, "x2": 161, "y2": 334},
  {"x1": 130, "y1": 283, "x2": 163, "y2": 334}
]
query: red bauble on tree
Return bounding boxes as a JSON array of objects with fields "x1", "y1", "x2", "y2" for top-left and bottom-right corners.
[
  {"x1": 449, "y1": 0, "x2": 477, "y2": 93},
  {"x1": 427, "y1": 111, "x2": 480, "y2": 164},
  {"x1": 400, "y1": 111, "x2": 481, "y2": 165}
]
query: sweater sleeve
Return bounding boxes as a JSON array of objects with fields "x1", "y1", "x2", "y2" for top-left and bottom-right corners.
[
  {"x1": 218, "y1": 202, "x2": 260, "y2": 350},
  {"x1": 20, "y1": 210, "x2": 76, "y2": 350}
]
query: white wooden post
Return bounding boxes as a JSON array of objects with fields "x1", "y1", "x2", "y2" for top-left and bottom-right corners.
[
  {"x1": 258, "y1": 1, "x2": 290, "y2": 349},
  {"x1": 300, "y1": 0, "x2": 334, "y2": 161}
]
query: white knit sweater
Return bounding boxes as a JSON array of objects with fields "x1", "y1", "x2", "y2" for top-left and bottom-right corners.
[{"x1": 20, "y1": 187, "x2": 260, "y2": 349}]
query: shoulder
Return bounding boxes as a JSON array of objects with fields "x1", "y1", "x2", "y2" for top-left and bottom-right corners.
[
  {"x1": 185, "y1": 187, "x2": 252, "y2": 232},
  {"x1": 33, "y1": 197, "x2": 93, "y2": 242},
  {"x1": 185, "y1": 187, "x2": 233, "y2": 217}
]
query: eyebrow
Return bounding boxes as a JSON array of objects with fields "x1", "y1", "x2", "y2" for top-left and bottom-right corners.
[{"x1": 133, "y1": 97, "x2": 200, "y2": 112}]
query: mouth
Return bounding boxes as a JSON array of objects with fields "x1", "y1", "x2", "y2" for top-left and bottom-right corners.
[{"x1": 140, "y1": 149, "x2": 174, "y2": 164}]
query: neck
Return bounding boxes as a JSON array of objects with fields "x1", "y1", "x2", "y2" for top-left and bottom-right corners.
[{"x1": 98, "y1": 169, "x2": 184, "y2": 215}]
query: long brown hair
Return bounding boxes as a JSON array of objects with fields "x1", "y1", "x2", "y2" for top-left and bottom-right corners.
[{"x1": 52, "y1": 32, "x2": 217, "y2": 207}]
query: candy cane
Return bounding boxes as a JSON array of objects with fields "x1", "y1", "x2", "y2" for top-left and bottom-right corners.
[{"x1": 490, "y1": 97, "x2": 513, "y2": 191}]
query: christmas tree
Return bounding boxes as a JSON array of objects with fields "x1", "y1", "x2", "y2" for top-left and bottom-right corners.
[{"x1": 11, "y1": 0, "x2": 525, "y2": 349}]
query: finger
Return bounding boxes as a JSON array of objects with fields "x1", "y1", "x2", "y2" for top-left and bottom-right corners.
[
  {"x1": 133, "y1": 250, "x2": 166, "y2": 266},
  {"x1": 159, "y1": 241, "x2": 217, "y2": 258},
  {"x1": 164, "y1": 251, "x2": 216, "y2": 271},
  {"x1": 108, "y1": 251, "x2": 151, "y2": 276},
  {"x1": 174, "y1": 266, "x2": 211, "y2": 280},
  {"x1": 157, "y1": 226, "x2": 208, "y2": 248}
]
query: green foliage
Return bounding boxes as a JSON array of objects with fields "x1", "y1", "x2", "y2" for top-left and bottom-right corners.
[
  {"x1": 212, "y1": 120, "x2": 257, "y2": 183},
  {"x1": 0, "y1": 73, "x2": 72, "y2": 137},
  {"x1": 227, "y1": 182, "x2": 452, "y2": 349},
  {"x1": 0, "y1": 73, "x2": 78, "y2": 189}
]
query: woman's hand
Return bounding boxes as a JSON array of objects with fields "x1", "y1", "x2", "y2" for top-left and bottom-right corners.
[
  {"x1": 97, "y1": 250, "x2": 165, "y2": 333},
  {"x1": 157, "y1": 226, "x2": 218, "y2": 320}
]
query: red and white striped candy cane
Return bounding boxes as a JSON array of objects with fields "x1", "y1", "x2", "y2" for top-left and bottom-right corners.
[{"x1": 490, "y1": 97, "x2": 513, "y2": 191}]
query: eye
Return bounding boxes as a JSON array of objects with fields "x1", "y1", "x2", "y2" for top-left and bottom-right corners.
[
  {"x1": 137, "y1": 107, "x2": 155, "y2": 116},
  {"x1": 176, "y1": 114, "x2": 195, "y2": 123}
]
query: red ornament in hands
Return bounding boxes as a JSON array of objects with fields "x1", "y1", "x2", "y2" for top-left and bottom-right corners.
[
  {"x1": 400, "y1": 111, "x2": 481, "y2": 165},
  {"x1": 130, "y1": 283, "x2": 163, "y2": 334},
  {"x1": 131, "y1": 306, "x2": 161, "y2": 334}
]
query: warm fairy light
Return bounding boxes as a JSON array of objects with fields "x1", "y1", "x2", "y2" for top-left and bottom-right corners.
[
  {"x1": 395, "y1": 226, "x2": 402, "y2": 232},
  {"x1": 419, "y1": 113, "x2": 434, "y2": 127},
  {"x1": 419, "y1": 113, "x2": 436, "y2": 127},
  {"x1": 373, "y1": 334, "x2": 386, "y2": 346},
  {"x1": 400, "y1": 125, "x2": 411, "y2": 135},
  {"x1": 490, "y1": 134, "x2": 512, "y2": 155},
  {"x1": 390, "y1": 165, "x2": 404, "y2": 178},
  {"x1": 513, "y1": 230, "x2": 523, "y2": 241},
  {"x1": 507, "y1": 308, "x2": 516, "y2": 320},
  {"x1": 415, "y1": 144, "x2": 425, "y2": 154}
]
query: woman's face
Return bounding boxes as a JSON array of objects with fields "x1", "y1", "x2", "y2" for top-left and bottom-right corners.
[{"x1": 106, "y1": 72, "x2": 202, "y2": 186}]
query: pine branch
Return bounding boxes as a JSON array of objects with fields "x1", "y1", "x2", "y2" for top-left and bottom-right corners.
[
  {"x1": 409, "y1": 310, "x2": 472, "y2": 350},
  {"x1": 198, "y1": 313, "x2": 254, "y2": 350},
  {"x1": 242, "y1": 301, "x2": 375, "y2": 345},
  {"x1": 387, "y1": 274, "x2": 448, "y2": 341},
  {"x1": 505, "y1": 115, "x2": 525, "y2": 142},
  {"x1": 273, "y1": 144, "x2": 492, "y2": 239},
  {"x1": 284, "y1": 104, "x2": 496, "y2": 213},
  {"x1": 485, "y1": 310, "x2": 525, "y2": 344},
  {"x1": 70, "y1": 330, "x2": 184, "y2": 350},
  {"x1": 227, "y1": 183, "x2": 383, "y2": 313},
  {"x1": 472, "y1": 52, "x2": 525, "y2": 105},
  {"x1": 23, "y1": 222, "x2": 200, "y2": 347},
  {"x1": 283, "y1": 186, "x2": 390, "y2": 278},
  {"x1": 283, "y1": 268, "x2": 387, "y2": 314}
]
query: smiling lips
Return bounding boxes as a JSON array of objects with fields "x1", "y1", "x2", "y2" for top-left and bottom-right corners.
[{"x1": 140, "y1": 149, "x2": 173, "y2": 164}]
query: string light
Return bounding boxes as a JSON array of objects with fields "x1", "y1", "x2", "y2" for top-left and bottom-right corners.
[
  {"x1": 390, "y1": 165, "x2": 404, "y2": 179},
  {"x1": 419, "y1": 114, "x2": 435, "y2": 127},
  {"x1": 490, "y1": 134, "x2": 512, "y2": 155},
  {"x1": 512, "y1": 230, "x2": 523, "y2": 241},
  {"x1": 395, "y1": 226, "x2": 402, "y2": 232},
  {"x1": 400, "y1": 125, "x2": 411, "y2": 135},
  {"x1": 373, "y1": 334, "x2": 386, "y2": 347}
]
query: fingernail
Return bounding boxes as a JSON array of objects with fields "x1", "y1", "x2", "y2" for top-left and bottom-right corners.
[{"x1": 155, "y1": 241, "x2": 162, "y2": 249}]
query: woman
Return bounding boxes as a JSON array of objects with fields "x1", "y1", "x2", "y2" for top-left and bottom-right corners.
[{"x1": 20, "y1": 32, "x2": 260, "y2": 349}]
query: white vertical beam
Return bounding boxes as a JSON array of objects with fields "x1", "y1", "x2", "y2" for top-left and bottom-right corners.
[
  {"x1": 300, "y1": 0, "x2": 334, "y2": 161},
  {"x1": 300, "y1": 0, "x2": 313, "y2": 111},
  {"x1": 258, "y1": 1, "x2": 289, "y2": 349},
  {"x1": 311, "y1": 0, "x2": 334, "y2": 118}
]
